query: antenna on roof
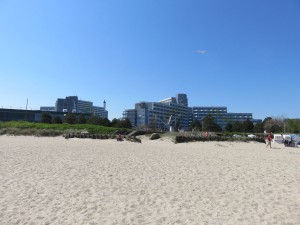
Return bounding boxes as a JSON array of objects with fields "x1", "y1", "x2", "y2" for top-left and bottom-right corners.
[{"x1": 26, "y1": 98, "x2": 28, "y2": 110}]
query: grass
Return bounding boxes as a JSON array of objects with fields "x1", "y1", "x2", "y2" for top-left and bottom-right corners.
[{"x1": 0, "y1": 121, "x2": 130, "y2": 137}]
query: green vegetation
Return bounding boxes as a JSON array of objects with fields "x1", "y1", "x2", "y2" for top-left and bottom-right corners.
[
  {"x1": 202, "y1": 114, "x2": 222, "y2": 132},
  {"x1": 0, "y1": 121, "x2": 129, "y2": 137},
  {"x1": 40, "y1": 112, "x2": 132, "y2": 129},
  {"x1": 174, "y1": 132, "x2": 266, "y2": 144},
  {"x1": 262, "y1": 117, "x2": 300, "y2": 133}
]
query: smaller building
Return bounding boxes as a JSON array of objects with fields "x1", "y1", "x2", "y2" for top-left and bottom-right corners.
[
  {"x1": 54, "y1": 96, "x2": 108, "y2": 119},
  {"x1": 40, "y1": 106, "x2": 55, "y2": 111}
]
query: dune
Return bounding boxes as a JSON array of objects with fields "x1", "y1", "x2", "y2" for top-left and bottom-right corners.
[{"x1": 0, "y1": 135, "x2": 299, "y2": 225}]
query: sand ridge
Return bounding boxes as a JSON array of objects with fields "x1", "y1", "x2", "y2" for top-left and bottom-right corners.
[{"x1": 0, "y1": 136, "x2": 299, "y2": 225}]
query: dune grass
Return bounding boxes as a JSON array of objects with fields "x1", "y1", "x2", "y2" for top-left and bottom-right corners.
[{"x1": 0, "y1": 121, "x2": 128, "y2": 137}]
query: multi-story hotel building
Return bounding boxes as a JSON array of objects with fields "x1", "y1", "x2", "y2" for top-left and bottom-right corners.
[
  {"x1": 123, "y1": 93, "x2": 255, "y2": 131},
  {"x1": 191, "y1": 107, "x2": 252, "y2": 130},
  {"x1": 44, "y1": 96, "x2": 108, "y2": 118},
  {"x1": 93, "y1": 101, "x2": 108, "y2": 119},
  {"x1": 123, "y1": 94, "x2": 190, "y2": 130}
]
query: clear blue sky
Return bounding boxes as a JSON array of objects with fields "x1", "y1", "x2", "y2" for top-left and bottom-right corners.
[{"x1": 0, "y1": 0, "x2": 299, "y2": 120}]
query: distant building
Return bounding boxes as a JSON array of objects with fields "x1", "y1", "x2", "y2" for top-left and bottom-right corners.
[
  {"x1": 0, "y1": 108, "x2": 88, "y2": 123},
  {"x1": 77, "y1": 100, "x2": 93, "y2": 114},
  {"x1": 54, "y1": 96, "x2": 108, "y2": 118},
  {"x1": 123, "y1": 94, "x2": 190, "y2": 131},
  {"x1": 40, "y1": 106, "x2": 55, "y2": 111},
  {"x1": 93, "y1": 101, "x2": 108, "y2": 118},
  {"x1": 191, "y1": 106, "x2": 252, "y2": 130},
  {"x1": 55, "y1": 96, "x2": 78, "y2": 113},
  {"x1": 123, "y1": 93, "x2": 256, "y2": 131},
  {"x1": 123, "y1": 109, "x2": 137, "y2": 127}
]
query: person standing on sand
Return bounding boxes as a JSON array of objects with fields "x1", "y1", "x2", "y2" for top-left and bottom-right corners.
[{"x1": 266, "y1": 133, "x2": 272, "y2": 148}]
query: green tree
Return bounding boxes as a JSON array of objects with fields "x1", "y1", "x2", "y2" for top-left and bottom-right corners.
[
  {"x1": 87, "y1": 115, "x2": 101, "y2": 125},
  {"x1": 53, "y1": 116, "x2": 62, "y2": 124},
  {"x1": 263, "y1": 117, "x2": 272, "y2": 126},
  {"x1": 64, "y1": 113, "x2": 77, "y2": 124},
  {"x1": 87, "y1": 115, "x2": 112, "y2": 127},
  {"x1": 242, "y1": 119, "x2": 254, "y2": 132},
  {"x1": 253, "y1": 122, "x2": 264, "y2": 133},
  {"x1": 41, "y1": 112, "x2": 52, "y2": 124},
  {"x1": 78, "y1": 114, "x2": 87, "y2": 124},
  {"x1": 225, "y1": 123, "x2": 233, "y2": 132},
  {"x1": 203, "y1": 114, "x2": 222, "y2": 132},
  {"x1": 111, "y1": 118, "x2": 119, "y2": 127},
  {"x1": 286, "y1": 119, "x2": 300, "y2": 133},
  {"x1": 263, "y1": 118, "x2": 284, "y2": 133},
  {"x1": 111, "y1": 118, "x2": 132, "y2": 128},
  {"x1": 232, "y1": 121, "x2": 243, "y2": 132},
  {"x1": 191, "y1": 120, "x2": 202, "y2": 131},
  {"x1": 99, "y1": 118, "x2": 111, "y2": 127},
  {"x1": 118, "y1": 118, "x2": 132, "y2": 128}
]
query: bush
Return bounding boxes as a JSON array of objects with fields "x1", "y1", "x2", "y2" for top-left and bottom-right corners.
[{"x1": 174, "y1": 134, "x2": 265, "y2": 144}]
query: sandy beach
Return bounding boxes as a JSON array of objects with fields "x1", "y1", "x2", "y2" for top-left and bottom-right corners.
[{"x1": 0, "y1": 135, "x2": 299, "y2": 225}]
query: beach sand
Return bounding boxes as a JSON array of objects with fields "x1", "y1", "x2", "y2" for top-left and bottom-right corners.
[{"x1": 0, "y1": 135, "x2": 299, "y2": 225}]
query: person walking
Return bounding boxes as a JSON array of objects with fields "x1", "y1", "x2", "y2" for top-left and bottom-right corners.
[{"x1": 266, "y1": 133, "x2": 272, "y2": 148}]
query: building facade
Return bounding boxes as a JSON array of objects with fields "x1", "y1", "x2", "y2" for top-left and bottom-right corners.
[
  {"x1": 122, "y1": 109, "x2": 137, "y2": 127},
  {"x1": 191, "y1": 107, "x2": 252, "y2": 130},
  {"x1": 123, "y1": 93, "x2": 255, "y2": 131},
  {"x1": 55, "y1": 96, "x2": 78, "y2": 113},
  {"x1": 40, "y1": 106, "x2": 55, "y2": 111},
  {"x1": 77, "y1": 100, "x2": 93, "y2": 114},
  {"x1": 54, "y1": 96, "x2": 108, "y2": 119}
]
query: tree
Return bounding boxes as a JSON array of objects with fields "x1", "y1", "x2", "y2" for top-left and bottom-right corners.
[
  {"x1": 263, "y1": 118, "x2": 284, "y2": 133},
  {"x1": 253, "y1": 122, "x2": 264, "y2": 133},
  {"x1": 111, "y1": 118, "x2": 119, "y2": 127},
  {"x1": 64, "y1": 113, "x2": 77, "y2": 124},
  {"x1": 263, "y1": 117, "x2": 272, "y2": 126},
  {"x1": 77, "y1": 114, "x2": 87, "y2": 124},
  {"x1": 111, "y1": 118, "x2": 132, "y2": 128},
  {"x1": 225, "y1": 123, "x2": 233, "y2": 132},
  {"x1": 84, "y1": 115, "x2": 112, "y2": 127},
  {"x1": 191, "y1": 120, "x2": 202, "y2": 131},
  {"x1": 99, "y1": 118, "x2": 111, "y2": 127},
  {"x1": 118, "y1": 118, "x2": 132, "y2": 128},
  {"x1": 286, "y1": 119, "x2": 300, "y2": 133},
  {"x1": 242, "y1": 119, "x2": 254, "y2": 132},
  {"x1": 41, "y1": 112, "x2": 52, "y2": 124},
  {"x1": 53, "y1": 116, "x2": 62, "y2": 124},
  {"x1": 232, "y1": 121, "x2": 243, "y2": 132},
  {"x1": 87, "y1": 115, "x2": 101, "y2": 125},
  {"x1": 203, "y1": 114, "x2": 222, "y2": 132}
]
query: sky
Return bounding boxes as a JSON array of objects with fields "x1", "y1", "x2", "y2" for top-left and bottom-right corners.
[{"x1": 0, "y1": 0, "x2": 299, "y2": 120}]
